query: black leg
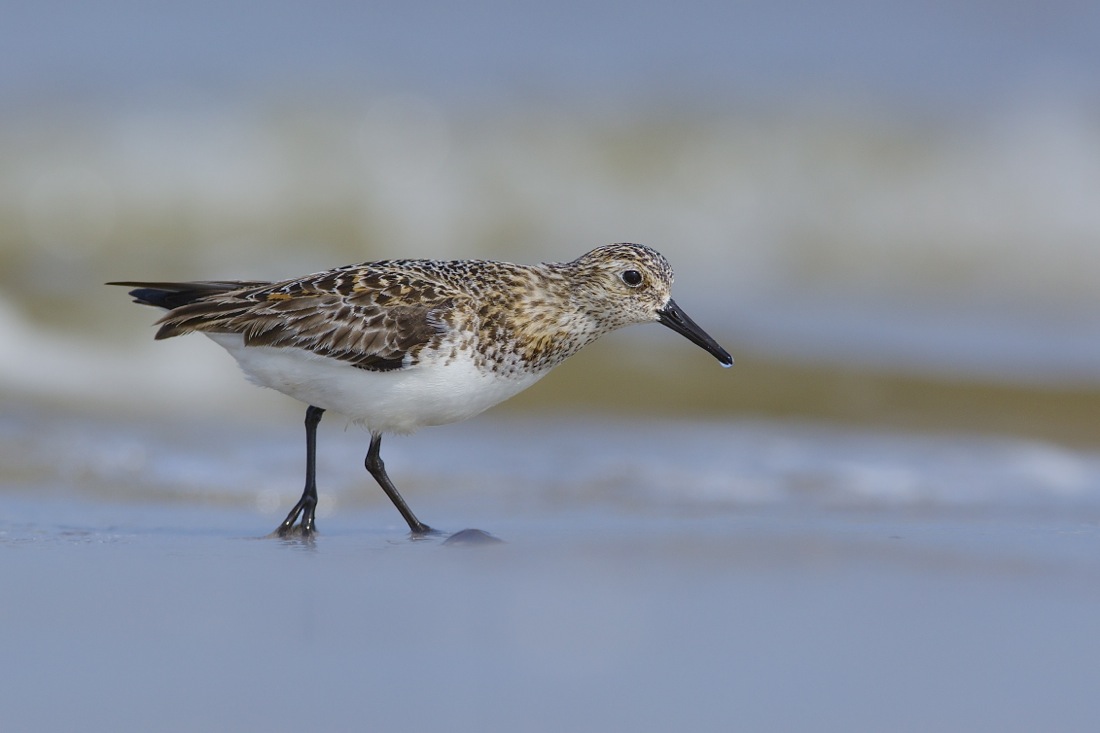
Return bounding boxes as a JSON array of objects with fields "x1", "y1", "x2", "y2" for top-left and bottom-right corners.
[
  {"x1": 365, "y1": 433, "x2": 432, "y2": 535},
  {"x1": 274, "y1": 405, "x2": 325, "y2": 537}
]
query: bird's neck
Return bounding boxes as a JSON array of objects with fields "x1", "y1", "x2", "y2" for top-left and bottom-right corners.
[{"x1": 489, "y1": 264, "x2": 606, "y2": 371}]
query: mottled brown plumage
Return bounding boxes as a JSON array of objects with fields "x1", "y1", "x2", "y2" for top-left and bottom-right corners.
[
  {"x1": 110, "y1": 243, "x2": 731, "y2": 537},
  {"x1": 114, "y1": 243, "x2": 699, "y2": 375}
]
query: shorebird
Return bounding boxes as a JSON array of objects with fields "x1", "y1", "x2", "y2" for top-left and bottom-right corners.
[{"x1": 111, "y1": 243, "x2": 732, "y2": 537}]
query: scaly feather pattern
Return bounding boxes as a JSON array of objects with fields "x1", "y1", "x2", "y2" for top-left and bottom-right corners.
[{"x1": 109, "y1": 243, "x2": 732, "y2": 537}]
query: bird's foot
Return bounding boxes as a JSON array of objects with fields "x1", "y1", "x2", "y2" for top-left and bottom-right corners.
[
  {"x1": 408, "y1": 523, "x2": 439, "y2": 541},
  {"x1": 269, "y1": 498, "x2": 317, "y2": 539},
  {"x1": 270, "y1": 523, "x2": 316, "y2": 540}
]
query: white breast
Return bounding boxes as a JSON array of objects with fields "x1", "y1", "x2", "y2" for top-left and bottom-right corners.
[{"x1": 205, "y1": 333, "x2": 547, "y2": 434}]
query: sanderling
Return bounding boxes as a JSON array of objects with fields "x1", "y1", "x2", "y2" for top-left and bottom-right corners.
[{"x1": 110, "y1": 243, "x2": 732, "y2": 537}]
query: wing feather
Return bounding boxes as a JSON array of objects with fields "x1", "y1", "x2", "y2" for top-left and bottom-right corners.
[{"x1": 116, "y1": 268, "x2": 461, "y2": 372}]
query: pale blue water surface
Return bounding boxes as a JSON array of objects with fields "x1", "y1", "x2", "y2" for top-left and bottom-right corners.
[
  {"x1": 3, "y1": 2, "x2": 1100, "y2": 731},
  {"x1": 3, "y1": 408, "x2": 1100, "y2": 731}
]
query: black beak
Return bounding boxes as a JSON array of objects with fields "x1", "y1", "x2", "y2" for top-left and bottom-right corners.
[{"x1": 656, "y1": 299, "x2": 733, "y2": 367}]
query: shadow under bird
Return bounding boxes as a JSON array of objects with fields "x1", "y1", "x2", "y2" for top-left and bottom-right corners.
[{"x1": 110, "y1": 243, "x2": 732, "y2": 538}]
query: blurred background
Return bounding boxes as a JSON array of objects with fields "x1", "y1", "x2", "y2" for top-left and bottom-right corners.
[
  {"x1": 5, "y1": 8, "x2": 1100, "y2": 730},
  {"x1": 2, "y1": 0, "x2": 1100, "y2": 444}
]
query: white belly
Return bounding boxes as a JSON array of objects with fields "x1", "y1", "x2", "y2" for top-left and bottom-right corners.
[{"x1": 206, "y1": 333, "x2": 547, "y2": 434}]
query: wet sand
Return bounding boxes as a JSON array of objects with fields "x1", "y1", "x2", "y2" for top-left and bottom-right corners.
[
  {"x1": 4, "y1": 4, "x2": 1099, "y2": 729},
  {"x1": 4, "y1": 503, "x2": 1100, "y2": 732},
  {"x1": 4, "y1": 410, "x2": 1100, "y2": 731}
]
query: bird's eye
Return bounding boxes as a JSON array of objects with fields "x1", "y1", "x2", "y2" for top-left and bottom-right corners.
[{"x1": 621, "y1": 269, "x2": 643, "y2": 287}]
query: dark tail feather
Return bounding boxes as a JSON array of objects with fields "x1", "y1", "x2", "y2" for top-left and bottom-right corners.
[{"x1": 107, "y1": 281, "x2": 268, "y2": 310}]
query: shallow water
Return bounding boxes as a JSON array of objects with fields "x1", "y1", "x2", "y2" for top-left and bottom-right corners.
[
  {"x1": 3, "y1": 5, "x2": 1100, "y2": 727},
  {"x1": 8, "y1": 404, "x2": 1100, "y2": 516},
  {"x1": 3, "y1": 406, "x2": 1100, "y2": 731}
]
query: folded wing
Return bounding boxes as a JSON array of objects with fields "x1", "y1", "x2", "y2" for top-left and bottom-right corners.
[{"x1": 110, "y1": 267, "x2": 459, "y2": 372}]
